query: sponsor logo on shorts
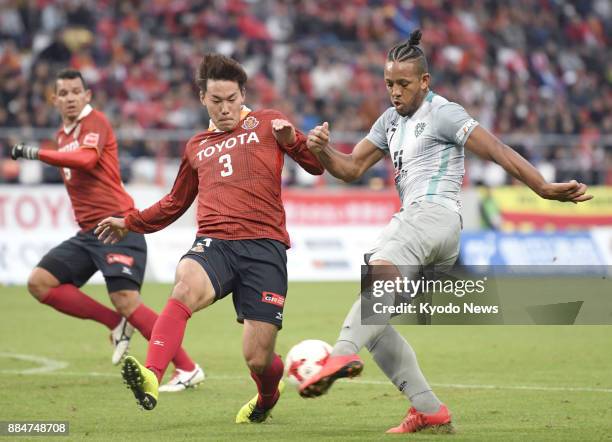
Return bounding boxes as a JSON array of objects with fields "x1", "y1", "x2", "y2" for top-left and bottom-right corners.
[
  {"x1": 261, "y1": 291, "x2": 285, "y2": 307},
  {"x1": 275, "y1": 312, "x2": 283, "y2": 321},
  {"x1": 190, "y1": 244, "x2": 205, "y2": 253},
  {"x1": 106, "y1": 253, "x2": 134, "y2": 267}
]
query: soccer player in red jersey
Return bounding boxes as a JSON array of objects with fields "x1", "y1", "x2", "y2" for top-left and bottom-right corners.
[
  {"x1": 10, "y1": 69, "x2": 204, "y2": 391},
  {"x1": 96, "y1": 54, "x2": 324, "y2": 420}
]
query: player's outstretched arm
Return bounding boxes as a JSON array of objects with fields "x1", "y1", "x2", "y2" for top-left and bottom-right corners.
[
  {"x1": 464, "y1": 126, "x2": 593, "y2": 203},
  {"x1": 95, "y1": 217, "x2": 128, "y2": 244},
  {"x1": 115, "y1": 154, "x2": 199, "y2": 235},
  {"x1": 11, "y1": 143, "x2": 98, "y2": 170},
  {"x1": 307, "y1": 122, "x2": 384, "y2": 182}
]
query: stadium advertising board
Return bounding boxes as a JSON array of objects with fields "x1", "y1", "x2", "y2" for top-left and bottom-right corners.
[
  {"x1": 282, "y1": 189, "x2": 400, "y2": 225},
  {"x1": 2, "y1": 185, "x2": 610, "y2": 284},
  {"x1": 460, "y1": 231, "x2": 606, "y2": 267},
  {"x1": 0, "y1": 186, "x2": 392, "y2": 284},
  {"x1": 0, "y1": 185, "x2": 176, "y2": 285},
  {"x1": 483, "y1": 186, "x2": 612, "y2": 230}
]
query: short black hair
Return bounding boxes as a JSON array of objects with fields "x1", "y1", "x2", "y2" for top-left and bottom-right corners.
[
  {"x1": 387, "y1": 29, "x2": 429, "y2": 74},
  {"x1": 55, "y1": 68, "x2": 88, "y2": 90},
  {"x1": 195, "y1": 53, "x2": 247, "y2": 93}
]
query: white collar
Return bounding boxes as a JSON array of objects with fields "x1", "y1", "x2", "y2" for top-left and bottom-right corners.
[
  {"x1": 63, "y1": 104, "x2": 94, "y2": 134},
  {"x1": 208, "y1": 105, "x2": 252, "y2": 132}
]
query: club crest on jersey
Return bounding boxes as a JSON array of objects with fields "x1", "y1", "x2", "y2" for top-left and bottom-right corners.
[
  {"x1": 241, "y1": 116, "x2": 259, "y2": 130},
  {"x1": 415, "y1": 122, "x2": 426, "y2": 138}
]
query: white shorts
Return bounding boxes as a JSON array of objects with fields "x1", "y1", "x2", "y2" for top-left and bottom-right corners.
[{"x1": 367, "y1": 201, "x2": 462, "y2": 269}]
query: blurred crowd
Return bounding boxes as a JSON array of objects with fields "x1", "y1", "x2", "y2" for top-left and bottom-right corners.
[{"x1": 0, "y1": 0, "x2": 611, "y2": 186}]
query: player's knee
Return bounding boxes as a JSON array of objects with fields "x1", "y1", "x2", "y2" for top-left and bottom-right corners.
[
  {"x1": 109, "y1": 290, "x2": 140, "y2": 317},
  {"x1": 171, "y1": 280, "x2": 190, "y2": 300},
  {"x1": 171, "y1": 280, "x2": 201, "y2": 310},
  {"x1": 27, "y1": 272, "x2": 54, "y2": 301}
]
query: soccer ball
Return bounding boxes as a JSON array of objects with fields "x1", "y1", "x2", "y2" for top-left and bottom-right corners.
[{"x1": 284, "y1": 339, "x2": 332, "y2": 389}]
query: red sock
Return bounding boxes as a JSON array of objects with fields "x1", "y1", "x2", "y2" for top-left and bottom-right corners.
[
  {"x1": 41, "y1": 284, "x2": 121, "y2": 330},
  {"x1": 145, "y1": 298, "x2": 192, "y2": 382},
  {"x1": 128, "y1": 303, "x2": 196, "y2": 372},
  {"x1": 251, "y1": 353, "x2": 284, "y2": 409}
]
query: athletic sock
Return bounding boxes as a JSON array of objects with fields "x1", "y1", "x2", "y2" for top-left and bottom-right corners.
[
  {"x1": 250, "y1": 353, "x2": 284, "y2": 409},
  {"x1": 41, "y1": 284, "x2": 121, "y2": 330},
  {"x1": 145, "y1": 298, "x2": 192, "y2": 382},
  {"x1": 127, "y1": 303, "x2": 196, "y2": 372},
  {"x1": 331, "y1": 297, "x2": 441, "y2": 413},
  {"x1": 331, "y1": 297, "x2": 387, "y2": 356},
  {"x1": 367, "y1": 325, "x2": 442, "y2": 414}
]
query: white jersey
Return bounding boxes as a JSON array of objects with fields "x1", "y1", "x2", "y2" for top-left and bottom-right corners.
[{"x1": 366, "y1": 91, "x2": 478, "y2": 213}]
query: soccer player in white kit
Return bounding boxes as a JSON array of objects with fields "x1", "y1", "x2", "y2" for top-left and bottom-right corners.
[{"x1": 301, "y1": 30, "x2": 592, "y2": 434}]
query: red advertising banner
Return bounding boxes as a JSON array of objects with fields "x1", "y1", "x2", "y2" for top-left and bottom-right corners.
[{"x1": 282, "y1": 189, "x2": 400, "y2": 225}]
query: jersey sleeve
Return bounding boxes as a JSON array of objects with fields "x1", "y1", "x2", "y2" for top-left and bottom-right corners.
[
  {"x1": 266, "y1": 109, "x2": 324, "y2": 175},
  {"x1": 365, "y1": 109, "x2": 393, "y2": 153},
  {"x1": 38, "y1": 148, "x2": 98, "y2": 170},
  {"x1": 79, "y1": 114, "x2": 109, "y2": 154},
  {"x1": 125, "y1": 154, "x2": 199, "y2": 233},
  {"x1": 433, "y1": 102, "x2": 479, "y2": 147},
  {"x1": 282, "y1": 130, "x2": 324, "y2": 175}
]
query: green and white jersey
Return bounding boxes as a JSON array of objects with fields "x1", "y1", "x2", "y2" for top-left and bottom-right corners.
[{"x1": 366, "y1": 91, "x2": 478, "y2": 213}]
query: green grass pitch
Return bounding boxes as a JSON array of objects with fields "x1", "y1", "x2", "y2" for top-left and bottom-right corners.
[{"x1": 1, "y1": 282, "x2": 611, "y2": 441}]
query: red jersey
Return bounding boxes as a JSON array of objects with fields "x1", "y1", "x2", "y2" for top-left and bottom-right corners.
[
  {"x1": 125, "y1": 109, "x2": 324, "y2": 246},
  {"x1": 55, "y1": 105, "x2": 134, "y2": 230}
]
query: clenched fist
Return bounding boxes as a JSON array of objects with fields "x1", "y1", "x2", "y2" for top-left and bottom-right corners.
[{"x1": 307, "y1": 122, "x2": 329, "y2": 154}]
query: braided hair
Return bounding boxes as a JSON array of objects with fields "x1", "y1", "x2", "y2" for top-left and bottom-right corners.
[{"x1": 387, "y1": 29, "x2": 428, "y2": 74}]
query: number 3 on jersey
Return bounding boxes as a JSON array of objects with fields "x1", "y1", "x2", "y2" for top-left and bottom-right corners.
[{"x1": 219, "y1": 154, "x2": 233, "y2": 177}]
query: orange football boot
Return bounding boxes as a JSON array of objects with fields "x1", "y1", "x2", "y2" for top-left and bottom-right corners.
[
  {"x1": 386, "y1": 404, "x2": 454, "y2": 434},
  {"x1": 299, "y1": 354, "x2": 363, "y2": 398}
]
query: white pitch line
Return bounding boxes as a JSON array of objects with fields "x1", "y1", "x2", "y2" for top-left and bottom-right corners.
[
  {"x1": 350, "y1": 378, "x2": 612, "y2": 393},
  {"x1": 0, "y1": 352, "x2": 68, "y2": 374},
  {"x1": 40, "y1": 371, "x2": 117, "y2": 377},
  {"x1": 430, "y1": 382, "x2": 612, "y2": 394},
  {"x1": 3, "y1": 367, "x2": 611, "y2": 394}
]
